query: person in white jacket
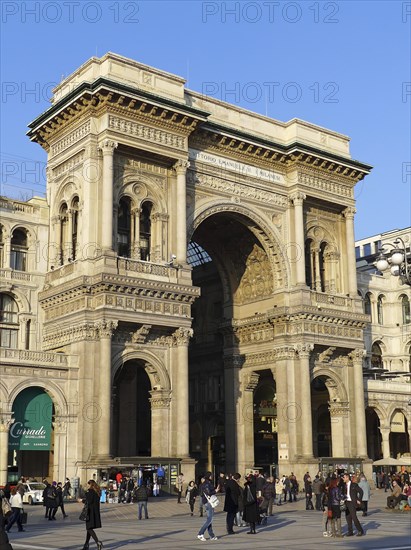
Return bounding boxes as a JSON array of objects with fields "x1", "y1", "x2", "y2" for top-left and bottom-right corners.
[
  {"x1": 275, "y1": 478, "x2": 284, "y2": 505},
  {"x1": 5, "y1": 485, "x2": 25, "y2": 532}
]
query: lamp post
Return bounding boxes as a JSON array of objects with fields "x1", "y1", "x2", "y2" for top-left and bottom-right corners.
[{"x1": 375, "y1": 237, "x2": 411, "y2": 286}]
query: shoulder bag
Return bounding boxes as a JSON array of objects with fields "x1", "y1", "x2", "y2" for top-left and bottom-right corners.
[
  {"x1": 79, "y1": 503, "x2": 89, "y2": 521},
  {"x1": 205, "y1": 493, "x2": 220, "y2": 509},
  {"x1": 246, "y1": 486, "x2": 255, "y2": 504},
  {"x1": 1, "y1": 497, "x2": 12, "y2": 517}
]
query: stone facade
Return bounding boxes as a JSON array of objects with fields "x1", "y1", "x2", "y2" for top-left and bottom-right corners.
[{"x1": 0, "y1": 53, "x2": 409, "y2": 486}]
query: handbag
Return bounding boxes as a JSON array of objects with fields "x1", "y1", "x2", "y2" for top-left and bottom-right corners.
[
  {"x1": 205, "y1": 493, "x2": 220, "y2": 509},
  {"x1": 246, "y1": 486, "x2": 255, "y2": 504},
  {"x1": 339, "y1": 500, "x2": 346, "y2": 512},
  {"x1": 1, "y1": 497, "x2": 12, "y2": 517},
  {"x1": 79, "y1": 503, "x2": 89, "y2": 521},
  {"x1": 20, "y1": 510, "x2": 28, "y2": 524}
]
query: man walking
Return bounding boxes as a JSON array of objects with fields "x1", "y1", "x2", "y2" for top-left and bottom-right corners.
[
  {"x1": 343, "y1": 473, "x2": 364, "y2": 537},
  {"x1": 223, "y1": 473, "x2": 241, "y2": 535},
  {"x1": 313, "y1": 475, "x2": 324, "y2": 511},
  {"x1": 197, "y1": 472, "x2": 218, "y2": 541}
]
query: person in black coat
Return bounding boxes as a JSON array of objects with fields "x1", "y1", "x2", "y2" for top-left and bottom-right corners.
[
  {"x1": 0, "y1": 490, "x2": 13, "y2": 550},
  {"x1": 223, "y1": 473, "x2": 241, "y2": 534},
  {"x1": 56, "y1": 482, "x2": 68, "y2": 518},
  {"x1": 82, "y1": 480, "x2": 103, "y2": 550},
  {"x1": 242, "y1": 475, "x2": 258, "y2": 534},
  {"x1": 342, "y1": 474, "x2": 364, "y2": 537},
  {"x1": 304, "y1": 477, "x2": 314, "y2": 510},
  {"x1": 46, "y1": 482, "x2": 59, "y2": 520}
]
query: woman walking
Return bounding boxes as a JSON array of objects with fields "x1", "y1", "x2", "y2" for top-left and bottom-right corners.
[
  {"x1": 185, "y1": 481, "x2": 199, "y2": 516},
  {"x1": 243, "y1": 474, "x2": 258, "y2": 534},
  {"x1": 82, "y1": 480, "x2": 103, "y2": 550},
  {"x1": 328, "y1": 477, "x2": 343, "y2": 538}
]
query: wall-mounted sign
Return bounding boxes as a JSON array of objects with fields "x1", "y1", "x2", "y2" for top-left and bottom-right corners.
[{"x1": 9, "y1": 387, "x2": 52, "y2": 450}]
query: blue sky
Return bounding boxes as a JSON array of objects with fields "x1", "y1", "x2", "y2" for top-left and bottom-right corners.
[{"x1": 1, "y1": 0, "x2": 410, "y2": 239}]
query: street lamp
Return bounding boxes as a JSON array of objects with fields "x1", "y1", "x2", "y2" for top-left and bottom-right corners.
[{"x1": 375, "y1": 237, "x2": 411, "y2": 286}]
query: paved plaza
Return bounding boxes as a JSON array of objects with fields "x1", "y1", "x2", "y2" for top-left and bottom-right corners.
[{"x1": 5, "y1": 489, "x2": 411, "y2": 550}]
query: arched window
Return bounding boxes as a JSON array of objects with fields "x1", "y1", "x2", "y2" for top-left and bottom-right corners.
[
  {"x1": 319, "y1": 241, "x2": 328, "y2": 292},
  {"x1": 371, "y1": 342, "x2": 383, "y2": 369},
  {"x1": 377, "y1": 295, "x2": 384, "y2": 325},
  {"x1": 401, "y1": 295, "x2": 410, "y2": 325},
  {"x1": 10, "y1": 228, "x2": 28, "y2": 271},
  {"x1": 60, "y1": 203, "x2": 68, "y2": 265},
  {"x1": 305, "y1": 239, "x2": 314, "y2": 288},
  {"x1": 364, "y1": 292, "x2": 372, "y2": 317},
  {"x1": 71, "y1": 197, "x2": 79, "y2": 261},
  {"x1": 117, "y1": 197, "x2": 131, "y2": 257},
  {"x1": 139, "y1": 202, "x2": 153, "y2": 261},
  {"x1": 0, "y1": 293, "x2": 18, "y2": 348}
]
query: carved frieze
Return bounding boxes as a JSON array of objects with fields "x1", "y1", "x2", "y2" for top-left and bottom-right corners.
[
  {"x1": 51, "y1": 121, "x2": 91, "y2": 156},
  {"x1": 109, "y1": 115, "x2": 185, "y2": 149},
  {"x1": 298, "y1": 171, "x2": 352, "y2": 198},
  {"x1": 187, "y1": 169, "x2": 287, "y2": 206},
  {"x1": 52, "y1": 150, "x2": 85, "y2": 178}
]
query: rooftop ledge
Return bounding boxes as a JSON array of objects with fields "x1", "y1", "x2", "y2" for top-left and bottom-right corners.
[{"x1": 44, "y1": 52, "x2": 356, "y2": 160}]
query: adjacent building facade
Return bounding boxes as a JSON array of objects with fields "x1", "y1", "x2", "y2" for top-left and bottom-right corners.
[{"x1": 0, "y1": 53, "x2": 409, "y2": 487}]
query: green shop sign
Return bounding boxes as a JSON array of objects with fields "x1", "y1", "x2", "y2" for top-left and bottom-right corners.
[{"x1": 9, "y1": 388, "x2": 52, "y2": 450}]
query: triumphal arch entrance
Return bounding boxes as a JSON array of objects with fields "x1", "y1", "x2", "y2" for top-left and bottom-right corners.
[{"x1": 28, "y1": 53, "x2": 372, "y2": 482}]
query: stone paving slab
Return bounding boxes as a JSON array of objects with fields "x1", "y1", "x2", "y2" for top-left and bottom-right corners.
[{"x1": 6, "y1": 489, "x2": 411, "y2": 550}]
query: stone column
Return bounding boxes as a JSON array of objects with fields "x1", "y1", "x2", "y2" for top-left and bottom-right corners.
[
  {"x1": 379, "y1": 427, "x2": 391, "y2": 459},
  {"x1": 96, "y1": 320, "x2": 118, "y2": 458},
  {"x1": 51, "y1": 215, "x2": 62, "y2": 267},
  {"x1": 224, "y1": 356, "x2": 243, "y2": 473},
  {"x1": 349, "y1": 349, "x2": 368, "y2": 457},
  {"x1": 290, "y1": 192, "x2": 306, "y2": 286},
  {"x1": 343, "y1": 207, "x2": 357, "y2": 296},
  {"x1": 52, "y1": 418, "x2": 67, "y2": 483},
  {"x1": 99, "y1": 140, "x2": 118, "y2": 252},
  {"x1": 149, "y1": 390, "x2": 171, "y2": 457},
  {"x1": 295, "y1": 344, "x2": 314, "y2": 458},
  {"x1": 237, "y1": 370, "x2": 259, "y2": 474},
  {"x1": 131, "y1": 207, "x2": 140, "y2": 259},
  {"x1": 0, "y1": 413, "x2": 14, "y2": 486},
  {"x1": 173, "y1": 160, "x2": 190, "y2": 264},
  {"x1": 66, "y1": 209, "x2": 73, "y2": 260},
  {"x1": 174, "y1": 327, "x2": 193, "y2": 457}
]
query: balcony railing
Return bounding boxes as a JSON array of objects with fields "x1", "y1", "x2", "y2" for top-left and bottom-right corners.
[
  {"x1": 0, "y1": 269, "x2": 32, "y2": 282},
  {"x1": 0, "y1": 347, "x2": 68, "y2": 366}
]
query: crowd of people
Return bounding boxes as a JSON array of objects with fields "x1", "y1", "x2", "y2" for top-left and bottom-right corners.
[{"x1": 1, "y1": 468, "x2": 410, "y2": 547}]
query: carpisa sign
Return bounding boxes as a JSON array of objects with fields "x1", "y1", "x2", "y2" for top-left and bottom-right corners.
[{"x1": 9, "y1": 388, "x2": 52, "y2": 450}]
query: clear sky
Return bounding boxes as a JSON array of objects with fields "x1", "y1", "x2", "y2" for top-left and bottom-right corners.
[{"x1": 1, "y1": 0, "x2": 410, "y2": 239}]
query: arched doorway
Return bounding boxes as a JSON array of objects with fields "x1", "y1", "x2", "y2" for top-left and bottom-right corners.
[
  {"x1": 311, "y1": 377, "x2": 332, "y2": 457},
  {"x1": 366, "y1": 407, "x2": 381, "y2": 460},
  {"x1": 188, "y1": 210, "x2": 277, "y2": 474},
  {"x1": 9, "y1": 387, "x2": 54, "y2": 480},
  {"x1": 389, "y1": 410, "x2": 409, "y2": 458},
  {"x1": 113, "y1": 360, "x2": 152, "y2": 457}
]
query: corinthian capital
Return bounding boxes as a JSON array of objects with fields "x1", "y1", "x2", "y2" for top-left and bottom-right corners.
[
  {"x1": 173, "y1": 327, "x2": 193, "y2": 345},
  {"x1": 295, "y1": 343, "x2": 314, "y2": 358},
  {"x1": 97, "y1": 320, "x2": 118, "y2": 338},
  {"x1": 173, "y1": 159, "x2": 190, "y2": 175},
  {"x1": 289, "y1": 191, "x2": 306, "y2": 206},
  {"x1": 99, "y1": 140, "x2": 118, "y2": 155},
  {"x1": 342, "y1": 206, "x2": 356, "y2": 219},
  {"x1": 348, "y1": 348, "x2": 366, "y2": 364}
]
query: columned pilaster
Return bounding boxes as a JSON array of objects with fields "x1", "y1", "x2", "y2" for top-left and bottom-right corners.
[
  {"x1": 131, "y1": 207, "x2": 140, "y2": 258},
  {"x1": 379, "y1": 427, "x2": 391, "y2": 459},
  {"x1": 99, "y1": 140, "x2": 118, "y2": 252},
  {"x1": 52, "y1": 417, "x2": 68, "y2": 483},
  {"x1": 96, "y1": 320, "x2": 118, "y2": 458},
  {"x1": 329, "y1": 402, "x2": 350, "y2": 457},
  {"x1": 290, "y1": 192, "x2": 306, "y2": 286},
  {"x1": 349, "y1": 349, "x2": 368, "y2": 457},
  {"x1": 66, "y1": 209, "x2": 74, "y2": 260},
  {"x1": 295, "y1": 344, "x2": 314, "y2": 458},
  {"x1": 223, "y1": 355, "x2": 243, "y2": 473},
  {"x1": 174, "y1": 327, "x2": 192, "y2": 457},
  {"x1": 238, "y1": 370, "x2": 259, "y2": 474},
  {"x1": 0, "y1": 413, "x2": 14, "y2": 486},
  {"x1": 51, "y1": 215, "x2": 61, "y2": 267},
  {"x1": 149, "y1": 389, "x2": 171, "y2": 457},
  {"x1": 272, "y1": 346, "x2": 295, "y2": 471},
  {"x1": 343, "y1": 207, "x2": 357, "y2": 296},
  {"x1": 173, "y1": 160, "x2": 190, "y2": 264}
]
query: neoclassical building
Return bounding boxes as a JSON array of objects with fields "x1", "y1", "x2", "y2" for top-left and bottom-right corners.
[{"x1": 1, "y1": 53, "x2": 409, "y2": 487}]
